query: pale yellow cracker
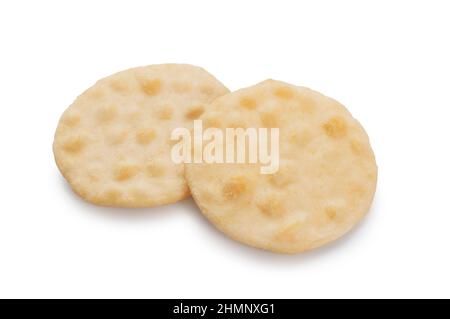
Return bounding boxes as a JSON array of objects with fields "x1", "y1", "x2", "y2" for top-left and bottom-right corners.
[
  {"x1": 185, "y1": 80, "x2": 377, "y2": 253},
  {"x1": 53, "y1": 64, "x2": 229, "y2": 207}
]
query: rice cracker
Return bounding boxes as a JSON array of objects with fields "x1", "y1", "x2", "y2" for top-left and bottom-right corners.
[
  {"x1": 53, "y1": 64, "x2": 229, "y2": 207},
  {"x1": 185, "y1": 80, "x2": 377, "y2": 253}
]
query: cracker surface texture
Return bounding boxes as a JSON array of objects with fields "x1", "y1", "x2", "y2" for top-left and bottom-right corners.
[
  {"x1": 185, "y1": 80, "x2": 377, "y2": 253},
  {"x1": 54, "y1": 64, "x2": 229, "y2": 207}
]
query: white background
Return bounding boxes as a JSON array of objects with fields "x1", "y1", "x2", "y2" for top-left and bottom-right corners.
[{"x1": 0, "y1": 0, "x2": 449, "y2": 299}]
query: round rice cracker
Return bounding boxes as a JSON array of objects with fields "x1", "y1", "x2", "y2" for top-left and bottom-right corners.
[
  {"x1": 185, "y1": 80, "x2": 377, "y2": 254},
  {"x1": 53, "y1": 64, "x2": 229, "y2": 207}
]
